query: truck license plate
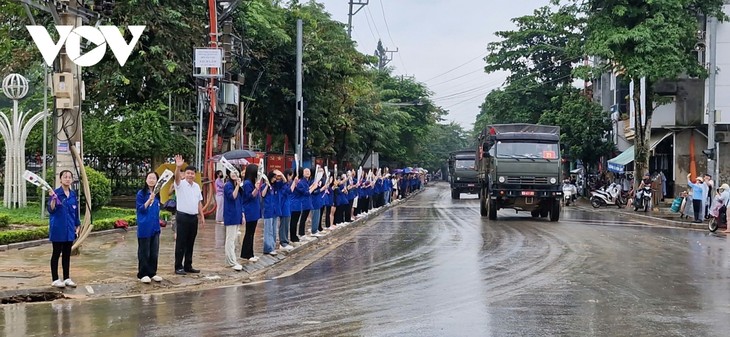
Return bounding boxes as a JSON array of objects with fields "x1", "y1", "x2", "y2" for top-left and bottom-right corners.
[
  {"x1": 468, "y1": 184, "x2": 475, "y2": 187},
  {"x1": 521, "y1": 191, "x2": 535, "y2": 196}
]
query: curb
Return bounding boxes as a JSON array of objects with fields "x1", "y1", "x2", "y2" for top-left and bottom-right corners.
[{"x1": 572, "y1": 202, "x2": 707, "y2": 230}]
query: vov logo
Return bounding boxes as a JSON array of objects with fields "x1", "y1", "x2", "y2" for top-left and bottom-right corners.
[{"x1": 26, "y1": 25, "x2": 146, "y2": 67}]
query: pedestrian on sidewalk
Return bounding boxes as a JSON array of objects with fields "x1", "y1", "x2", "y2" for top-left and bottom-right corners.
[
  {"x1": 295, "y1": 167, "x2": 314, "y2": 238},
  {"x1": 240, "y1": 164, "x2": 262, "y2": 262},
  {"x1": 263, "y1": 170, "x2": 284, "y2": 256},
  {"x1": 278, "y1": 169, "x2": 294, "y2": 251},
  {"x1": 687, "y1": 173, "x2": 708, "y2": 223},
  {"x1": 223, "y1": 170, "x2": 244, "y2": 271},
  {"x1": 135, "y1": 171, "x2": 163, "y2": 284},
  {"x1": 215, "y1": 170, "x2": 225, "y2": 224},
  {"x1": 172, "y1": 155, "x2": 205, "y2": 275},
  {"x1": 47, "y1": 170, "x2": 80, "y2": 289}
]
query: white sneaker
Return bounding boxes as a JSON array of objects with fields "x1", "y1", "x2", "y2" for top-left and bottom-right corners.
[
  {"x1": 140, "y1": 276, "x2": 151, "y2": 284},
  {"x1": 63, "y1": 279, "x2": 77, "y2": 288},
  {"x1": 248, "y1": 256, "x2": 259, "y2": 262},
  {"x1": 232, "y1": 264, "x2": 243, "y2": 271},
  {"x1": 151, "y1": 275, "x2": 163, "y2": 282},
  {"x1": 51, "y1": 280, "x2": 65, "y2": 288},
  {"x1": 281, "y1": 245, "x2": 294, "y2": 251},
  {"x1": 312, "y1": 233, "x2": 324, "y2": 237},
  {"x1": 267, "y1": 250, "x2": 278, "y2": 256}
]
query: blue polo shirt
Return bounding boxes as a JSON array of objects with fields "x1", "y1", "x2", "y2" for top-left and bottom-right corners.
[
  {"x1": 223, "y1": 181, "x2": 243, "y2": 225},
  {"x1": 241, "y1": 180, "x2": 261, "y2": 222},
  {"x1": 48, "y1": 187, "x2": 81, "y2": 242},
  {"x1": 135, "y1": 188, "x2": 161, "y2": 238}
]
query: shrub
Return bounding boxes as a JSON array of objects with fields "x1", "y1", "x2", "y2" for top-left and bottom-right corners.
[
  {"x1": 79, "y1": 166, "x2": 112, "y2": 212},
  {"x1": 0, "y1": 228, "x2": 48, "y2": 245},
  {"x1": 0, "y1": 214, "x2": 9, "y2": 227}
]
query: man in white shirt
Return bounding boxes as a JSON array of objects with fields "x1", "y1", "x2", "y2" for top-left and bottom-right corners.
[{"x1": 172, "y1": 155, "x2": 205, "y2": 275}]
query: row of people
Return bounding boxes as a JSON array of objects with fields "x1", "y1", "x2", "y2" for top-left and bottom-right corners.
[{"x1": 45, "y1": 154, "x2": 426, "y2": 287}]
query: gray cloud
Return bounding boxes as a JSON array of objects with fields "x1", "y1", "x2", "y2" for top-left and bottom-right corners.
[{"x1": 317, "y1": 0, "x2": 550, "y2": 129}]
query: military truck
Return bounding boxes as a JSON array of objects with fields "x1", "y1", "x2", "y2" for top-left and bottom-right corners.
[
  {"x1": 448, "y1": 150, "x2": 478, "y2": 199},
  {"x1": 476, "y1": 124, "x2": 563, "y2": 221}
]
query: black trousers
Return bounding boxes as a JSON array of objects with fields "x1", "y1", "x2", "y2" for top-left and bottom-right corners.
[
  {"x1": 693, "y1": 199, "x2": 703, "y2": 221},
  {"x1": 298, "y1": 209, "x2": 311, "y2": 236},
  {"x1": 347, "y1": 200, "x2": 354, "y2": 222},
  {"x1": 335, "y1": 204, "x2": 348, "y2": 224},
  {"x1": 290, "y1": 211, "x2": 301, "y2": 242},
  {"x1": 51, "y1": 241, "x2": 72, "y2": 281},
  {"x1": 241, "y1": 220, "x2": 258, "y2": 259},
  {"x1": 174, "y1": 212, "x2": 198, "y2": 271},
  {"x1": 138, "y1": 233, "x2": 160, "y2": 279},
  {"x1": 324, "y1": 205, "x2": 333, "y2": 228}
]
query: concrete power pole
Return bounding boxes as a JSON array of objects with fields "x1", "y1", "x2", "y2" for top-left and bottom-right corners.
[
  {"x1": 296, "y1": 19, "x2": 303, "y2": 163},
  {"x1": 374, "y1": 40, "x2": 398, "y2": 71},
  {"x1": 708, "y1": 15, "x2": 718, "y2": 180},
  {"x1": 347, "y1": 0, "x2": 369, "y2": 38},
  {"x1": 55, "y1": 0, "x2": 84, "y2": 187}
]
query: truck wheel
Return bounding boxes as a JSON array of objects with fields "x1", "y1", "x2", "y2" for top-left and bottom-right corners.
[
  {"x1": 488, "y1": 199, "x2": 497, "y2": 220},
  {"x1": 709, "y1": 218, "x2": 718, "y2": 232},
  {"x1": 451, "y1": 190, "x2": 460, "y2": 200},
  {"x1": 480, "y1": 193, "x2": 488, "y2": 217},
  {"x1": 531, "y1": 210, "x2": 539, "y2": 218},
  {"x1": 549, "y1": 200, "x2": 560, "y2": 222}
]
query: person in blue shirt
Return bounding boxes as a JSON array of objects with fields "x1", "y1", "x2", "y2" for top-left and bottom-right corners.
[
  {"x1": 310, "y1": 167, "x2": 327, "y2": 237},
  {"x1": 296, "y1": 168, "x2": 316, "y2": 238},
  {"x1": 223, "y1": 170, "x2": 244, "y2": 271},
  {"x1": 383, "y1": 173, "x2": 392, "y2": 205},
  {"x1": 333, "y1": 173, "x2": 350, "y2": 225},
  {"x1": 687, "y1": 173, "x2": 708, "y2": 223},
  {"x1": 263, "y1": 170, "x2": 284, "y2": 255},
  {"x1": 135, "y1": 171, "x2": 163, "y2": 284},
  {"x1": 323, "y1": 176, "x2": 334, "y2": 230},
  {"x1": 240, "y1": 164, "x2": 263, "y2": 262},
  {"x1": 279, "y1": 169, "x2": 294, "y2": 251},
  {"x1": 47, "y1": 170, "x2": 81, "y2": 288}
]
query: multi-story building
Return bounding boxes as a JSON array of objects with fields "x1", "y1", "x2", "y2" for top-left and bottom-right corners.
[{"x1": 596, "y1": 2, "x2": 730, "y2": 197}]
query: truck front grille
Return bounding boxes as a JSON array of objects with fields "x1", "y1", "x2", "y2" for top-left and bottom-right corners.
[{"x1": 506, "y1": 176, "x2": 549, "y2": 185}]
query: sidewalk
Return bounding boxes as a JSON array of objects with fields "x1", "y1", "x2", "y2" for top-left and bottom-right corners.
[
  {"x1": 0, "y1": 192, "x2": 420, "y2": 303},
  {"x1": 572, "y1": 198, "x2": 709, "y2": 230}
]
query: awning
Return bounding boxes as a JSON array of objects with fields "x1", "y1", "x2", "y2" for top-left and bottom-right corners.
[{"x1": 607, "y1": 130, "x2": 673, "y2": 174}]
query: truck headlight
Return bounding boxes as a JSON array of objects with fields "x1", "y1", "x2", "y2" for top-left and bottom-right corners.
[
  {"x1": 498, "y1": 176, "x2": 506, "y2": 183},
  {"x1": 550, "y1": 177, "x2": 557, "y2": 184},
  {"x1": 457, "y1": 177, "x2": 461, "y2": 181}
]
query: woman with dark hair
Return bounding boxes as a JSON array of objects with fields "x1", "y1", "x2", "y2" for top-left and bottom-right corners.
[
  {"x1": 240, "y1": 164, "x2": 262, "y2": 262},
  {"x1": 214, "y1": 170, "x2": 225, "y2": 224},
  {"x1": 47, "y1": 170, "x2": 81, "y2": 288},
  {"x1": 296, "y1": 168, "x2": 316, "y2": 238},
  {"x1": 135, "y1": 171, "x2": 163, "y2": 283},
  {"x1": 262, "y1": 170, "x2": 284, "y2": 255},
  {"x1": 279, "y1": 169, "x2": 295, "y2": 250},
  {"x1": 223, "y1": 169, "x2": 243, "y2": 271}
]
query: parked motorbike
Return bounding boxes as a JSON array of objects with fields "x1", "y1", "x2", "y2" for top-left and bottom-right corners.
[
  {"x1": 709, "y1": 205, "x2": 728, "y2": 232},
  {"x1": 590, "y1": 182, "x2": 624, "y2": 208},
  {"x1": 633, "y1": 185, "x2": 652, "y2": 212},
  {"x1": 562, "y1": 182, "x2": 577, "y2": 206}
]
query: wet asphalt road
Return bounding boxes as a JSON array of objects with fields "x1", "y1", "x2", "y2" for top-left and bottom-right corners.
[{"x1": 3, "y1": 182, "x2": 730, "y2": 337}]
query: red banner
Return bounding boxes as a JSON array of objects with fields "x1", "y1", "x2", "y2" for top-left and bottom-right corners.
[{"x1": 267, "y1": 154, "x2": 285, "y2": 172}]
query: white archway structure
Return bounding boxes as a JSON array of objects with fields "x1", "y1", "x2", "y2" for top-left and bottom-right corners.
[{"x1": 0, "y1": 74, "x2": 48, "y2": 208}]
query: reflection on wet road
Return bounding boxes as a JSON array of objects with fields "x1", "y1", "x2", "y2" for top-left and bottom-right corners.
[{"x1": 3, "y1": 183, "x2": 730, "y2": 336}]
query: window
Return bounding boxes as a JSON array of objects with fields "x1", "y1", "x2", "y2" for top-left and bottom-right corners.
[
  {"x1": 496, "y1": 142, "x2": 559, "y2": 160},
  {"x1": 455, "y1": 160, "x2": 475, "y2": 170}
]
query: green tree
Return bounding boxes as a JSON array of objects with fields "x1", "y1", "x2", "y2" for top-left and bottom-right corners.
[
  {"x1": 581, "y1": 0, "x2": 726, "y2": 182},
  {"x1": 539, "y1": 90, "x2": 615, "y2": 171}
]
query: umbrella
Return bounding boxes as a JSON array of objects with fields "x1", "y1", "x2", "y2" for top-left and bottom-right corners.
[{"x1": 221, "y1": 149, "x2": 257, "y2": 159}]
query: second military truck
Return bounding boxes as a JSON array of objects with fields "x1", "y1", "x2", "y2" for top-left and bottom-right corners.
[
  {"x1": 448, "y1": 149, "x2": 478, "y2": 199},
  {"x1": 476, "y1": 124, "x2": 563, "y2": 221}
]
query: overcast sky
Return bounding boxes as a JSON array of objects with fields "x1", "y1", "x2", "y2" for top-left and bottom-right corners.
[{"x1": 316, "y1": 0, "x2": 552, "y2": 130}]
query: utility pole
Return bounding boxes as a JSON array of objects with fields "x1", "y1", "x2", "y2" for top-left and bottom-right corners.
[
  {"x1": 374, "y1": 39, "x2": 398, "y2": 71},
  {"x1": 347, "y1": 0, "x2": 369, "y2": 38},
  {"x1": 54, "y1": 0, "x2": 83, "y2": 187},
  {"x1": 296, "y1": 19, "x2": 304, "y2": 163},
  {"x1": 708, "y1": 15, "x2": 718, "y2": 180}
]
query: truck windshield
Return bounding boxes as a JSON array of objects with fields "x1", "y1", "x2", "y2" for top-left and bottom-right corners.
[
  {"x1": 455, "y1": 159, "x2": 475, "y2": 170},
  {"x1": 496, "y1": 142, "x2": 559, "y2": 160}
]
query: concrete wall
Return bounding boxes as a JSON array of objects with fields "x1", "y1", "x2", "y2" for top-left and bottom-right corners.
[
  {"x1": 707, "y1": 4, "x2": 730, "y2": 125},
  {"x1": 673, "y1": 129, "x2": 708, "y2": 196}
]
